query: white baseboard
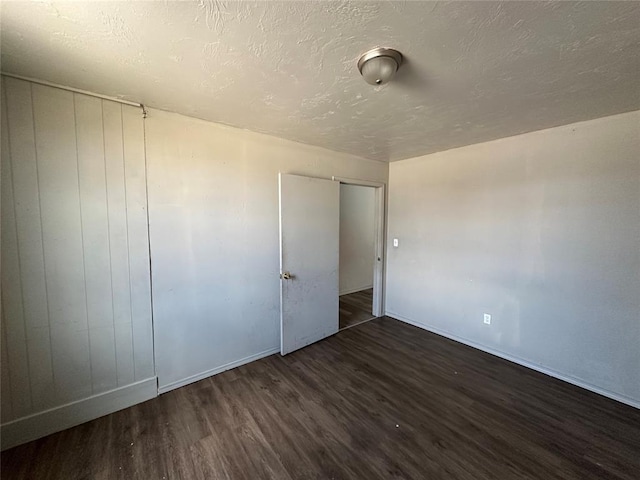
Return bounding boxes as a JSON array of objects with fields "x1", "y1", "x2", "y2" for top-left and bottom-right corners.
[
  {"x1": 1, "y1": 377, "x2": 157, "y2": 451},
  {"x1": 158, "y1": 347, "x2": 280, "y2": 394},
  {"x1": 386, "y1": 311, "x2": 640, "y2": 410},
  {"x1": 340, "y1": 285, "x2": 374, "y2": 296}
]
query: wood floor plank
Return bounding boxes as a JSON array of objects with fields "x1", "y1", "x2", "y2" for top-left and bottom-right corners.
[
  {"x1": 2, "y1": 316, "x2": 639, "y2": 479},
  {"x1": 340, "y1": 288, "x2": 373, "y2": 312},
  {"x1": 339, "y1": 288, "x2": 375, "y2": 329}
]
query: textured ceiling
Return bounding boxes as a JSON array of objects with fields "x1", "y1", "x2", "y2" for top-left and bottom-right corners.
[{"x1": 1, "y1": 1, "x2": 639, "y2": 162}]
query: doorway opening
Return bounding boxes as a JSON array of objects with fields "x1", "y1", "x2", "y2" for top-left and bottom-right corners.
[
  {"x1": 278, "y1": 174, "x2": 385, "y2": 355},
  {"x1": 334, "y1": 177, "x2": 385, "y2": 330}
]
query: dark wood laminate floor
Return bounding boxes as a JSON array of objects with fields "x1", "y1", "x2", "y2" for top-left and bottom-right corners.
[
  {"x1": 339, "y1": 288, "x2": 375, "y2": 329},
  {"x1": 2, "y1": 316, "x2": 639, "y2": 479}
]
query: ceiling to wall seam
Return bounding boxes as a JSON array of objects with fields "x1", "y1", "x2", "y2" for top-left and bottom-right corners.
[{"x1": 1, "y1": 72, "x2": 143, "y2": 111}]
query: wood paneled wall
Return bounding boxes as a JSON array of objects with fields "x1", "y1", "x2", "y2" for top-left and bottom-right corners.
[{"x1": 1, "y1": 77, "x2": 154, "y2": 425}]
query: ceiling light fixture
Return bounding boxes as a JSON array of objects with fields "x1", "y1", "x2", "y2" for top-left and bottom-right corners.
[{"x1": 357, "y1": 47, "x2": 403, "y2": 86}]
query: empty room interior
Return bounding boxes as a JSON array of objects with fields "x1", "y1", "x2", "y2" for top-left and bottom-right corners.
[{"x1": 1, "y1": 1, "x2": 639, "y2": 479}]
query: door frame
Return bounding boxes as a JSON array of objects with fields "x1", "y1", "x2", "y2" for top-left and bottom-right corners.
[{"x1": 332, "y1": 176, "x2": 386, "y2": 318}]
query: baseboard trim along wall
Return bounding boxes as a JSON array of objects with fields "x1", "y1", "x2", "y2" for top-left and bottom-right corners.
[
  {"x1": 158, "y1": 347, "x2": 280, "y2": 394},
  {"x1": 1, "y1": 377, "x2": 158, "y2": 451},
  {"x1": 386, "y1": 312, "x2": 640, "y2": 410},
  {"x1": 339, "y1": 285, "x2": 374, "y2": 296}
]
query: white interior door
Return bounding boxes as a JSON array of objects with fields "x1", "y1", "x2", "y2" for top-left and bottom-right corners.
[{"x1": 279, "y1": 173, "x2": 339, "y2": 355}]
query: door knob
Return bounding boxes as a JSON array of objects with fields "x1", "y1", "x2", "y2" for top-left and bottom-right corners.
[{"x1": 280, "y1": 271, "x2": 292, "y2": 280}]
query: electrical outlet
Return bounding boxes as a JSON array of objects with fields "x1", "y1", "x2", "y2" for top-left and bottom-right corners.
[
  {"x1": 393, "y1": 238, "x2": 399, "y2": 247},
  {"x1": 483, "y1": 314, "x2": 491, "y2": 325}
]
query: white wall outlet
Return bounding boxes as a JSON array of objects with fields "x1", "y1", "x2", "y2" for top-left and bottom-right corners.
[
  {"x1": 393, "y1": 238, "x2": 399, "y2": 247},
  {"x1": 483, "y1": 313, "x2": 491, "y2": 325}
]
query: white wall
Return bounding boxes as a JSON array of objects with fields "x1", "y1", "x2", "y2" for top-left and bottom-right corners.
[
  {"x1": 386, "y1": 111, "x2": 640, "y2": 406},
  {"x1": 1, "y1": 78, "x2": 155, "y2": 449},
  {"x1": 339, "y1": 184, "x2": 375, "y2": 295},
  {"x1": 145, "y1": 109, "x2": 388, "y2": 392}
]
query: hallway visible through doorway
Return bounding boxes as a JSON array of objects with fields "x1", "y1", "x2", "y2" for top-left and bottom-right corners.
[{"x1": 339, "y1": 288, "x2": 374, "y2": 330}]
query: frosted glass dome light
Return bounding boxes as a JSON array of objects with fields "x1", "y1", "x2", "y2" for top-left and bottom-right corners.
[{"x1": 357, "y1": 47, "x2": 403, "y2": 86}]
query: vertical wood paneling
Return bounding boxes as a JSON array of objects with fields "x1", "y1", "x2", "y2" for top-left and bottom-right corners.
[
  {"x1": 1, "y1": 98, "x2": 33, "y2": 416},
  {"x1": 75, "y1": 94, "x2": 117, "y2": 393},
  {"x1": 122, "y1": 105, "x2": 154, "y2": 381},
  {"x1": 4, "y1": 78, "x2": 55, "y2": 410},
  {"x1": 31, "y1": 84, "x2": 88, "y2": 329},
  {"x1": 114, "y1": 323, "x2": 134, "y2": 386},
  {"x1": 49, "y1": 324, "x2": 92, "y2": 402},
  {"x1": 88, "y1": 325, "x2": 117, "y2": 392},
  {"x1": 25, "y1": 325, "x2": 55, "y2": 410},
  {"x1": 103, "y1": 101, "x2": 135, "y2": 386},
  {"x1": 75, "y1": 95, "x2": 113, "y2": 329},
  {"x1": 0, "y1": 317, "x2": 13, "y2": 422},
  {"x1": 32, "y1": 84, "x2": 92, "y2": 403},
  {"x1": 1, "y1": 78, "x2": 153, "y2": 428},
  {"x1": 1, "y1": 85, "x2": 18, "y2": 420},
  {"x1": 4, "y1": 79, "x2": 49, "y2": 331},
  {"x1": 1, "y1": 80, "x2": 14, "y2": 423}
]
